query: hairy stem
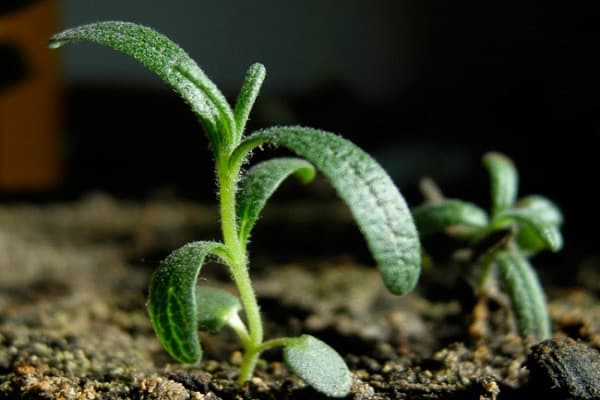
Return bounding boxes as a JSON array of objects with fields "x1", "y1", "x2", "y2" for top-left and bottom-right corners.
[{"x1": 217, "y1": 156, "x2": 264, "y2": 383}]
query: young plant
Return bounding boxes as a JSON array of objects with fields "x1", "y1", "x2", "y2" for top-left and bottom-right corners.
[
  {"x1": 49, "y1": 22, "x2": 421, "y2": 397},
  {"x1": 412, "y1": 152, "x2": 563, "y2": 340}
]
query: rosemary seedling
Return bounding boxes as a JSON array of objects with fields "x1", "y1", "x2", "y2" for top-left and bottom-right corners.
[
  {"x1": 413, "y1": 152, "x2": 562, "y2": 340},
  {"x1": 50, "y1": 21, "x2": 421, "y2": 397}
]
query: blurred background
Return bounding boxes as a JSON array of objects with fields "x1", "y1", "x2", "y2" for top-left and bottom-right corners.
[{"x1": 1, "y1": 1, "x2": 598, "y2": 261}]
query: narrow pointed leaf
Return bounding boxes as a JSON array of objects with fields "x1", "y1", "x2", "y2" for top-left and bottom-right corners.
[
  {"x1": 49, "y1": 21, "x2": 235, "y2": 147},
  {"x1": 237, "y1": 126, "x2": 421, "y2": 295},
  {"x1": 412, "y1": 199, "x2": 488, "y2": 237},
  {"x1": 483, "y1": 152, "x2": 518, "y2": 216},
  {"x1": 195, "y1": 287, "x2": 241, "y2": 333},
  {"x1": 516, "y1": 195, "x2": 563, "y2": 225},
  {"x1": 237, "y1": 157, "x2": 315, "y2": 243},
  {"x1": 495, "y1": 251, "x2": 550, "y2": 339},
  {"x1": 283, "y1": 335, "x2": 352, "y2": 397},
  {"x1": 147, "y1": 241, "x2": 223, "y2": 363},
  {"x1": 496, "y1": 209, "x2": 563, "y2": 252},
  {"x1": 234, "y1": 63, "x2": 266, "y2": 141}
]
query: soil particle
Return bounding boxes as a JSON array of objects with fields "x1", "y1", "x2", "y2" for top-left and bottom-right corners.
[{"x1": 525, "y1": 337, "x2": 600, "y2": 400}]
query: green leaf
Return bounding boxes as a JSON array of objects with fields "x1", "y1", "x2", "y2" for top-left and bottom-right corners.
[
  {"x1": 482, "y1": 152, "x2": 518, "y2": 216},
  {"x1": 516, "y1": 195, "x2": 563, "y2": 225},
  {"x1": 495, "y1": 251, "x2": 550, "y2": 339},
  {"x1": 237, "y1": 157, "x2": 315, "y2": 244},
  {"x1": 147, "y1": 241, "x2": 223, "y2": 363},
  {"x1": 283, "y1": 335, "x2": 352, "y2": 397},
  {"x1": 412, "y1": 199, "x2": 489, "y2": 237},
  {"x1": 513, "y1": 196, "x2": 563, "y2": 253},
  {"x1": 195, "y1": 287, "x2": 241, "y2": 333},
  {"x1": 496, "y1": 209, "x2": 563, "y2": 252},
  {"x1": 235, "y1": 126, "x2": 421, "y2": 295},
  {"x1": 233, "y1": 63, "x2": 266, "y2": 142},
  {"x1": 49, "y1": 21, "x2": 235, "y2": 150}
]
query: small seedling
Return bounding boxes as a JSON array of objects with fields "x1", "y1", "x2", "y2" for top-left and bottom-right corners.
[
  {"x1": 413, "y1": 152, "x2": 563, "y2": 340},
  {"x1": 49, "y1": 22, "x2": 421, "y2": 397}
]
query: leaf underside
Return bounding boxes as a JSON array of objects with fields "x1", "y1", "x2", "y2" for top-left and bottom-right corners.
[
  {"x1": 147, "y1": 241, "x2": 222, "y2": 363},
  {"x1": 483, "y1": 152, "x2": 518, "y2": 217},
  {"x1": 237, "y1": 157, "x2": 315, "y2": 243},
  {"x1": 195, "y1": 286, "x2": 241, "y2": 333},
  {"x1": 412, "y1": 199, "x2": 488, "y2": 237},
  {"x1": 49, "y1": 21, "x2": 234, "y2": 148},
  {"x1": 283, "y1": 335, "x2": 352, "y2": 398},
  {"x1": 495, "y1": 251, "x2": 550, "y2": 339},
  {"x1": 240, "y1": 126, "x2": 421, "y2": 295}
]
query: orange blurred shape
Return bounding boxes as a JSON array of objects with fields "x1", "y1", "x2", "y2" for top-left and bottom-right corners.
[{"x1": 0, "y1": 0, "x2": 63, "y2": 191}]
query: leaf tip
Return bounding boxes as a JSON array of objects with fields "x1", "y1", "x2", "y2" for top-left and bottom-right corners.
[{"x1": 48, "y1": 37, "x2": 63, "y2": 49}]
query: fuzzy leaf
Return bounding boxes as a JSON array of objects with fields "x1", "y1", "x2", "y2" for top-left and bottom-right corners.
[
  {"x1": 147, "y1": 241, "x2": 223, "y2": 363},
  {"x1": 516, "y1": 195, "x2": 563, "y2": 225},
  {"x1": 495, "y1": 251, "x2": 550, "y2": 339},
  {"x1": 513, "y1": 196, "x2": 563, "y2": 252},
  {"x1": 49, "y1": 21, "x2": 235, "y2": 148},
  {"x1": 496, "y1": 209, "x2": 563, "y2": 252},
  {"x1": 233, "y1": 63, "x2": 266, "y2": 141},
  {"x1": 412, "y1": 199, "x2": 488, "y2": 237},
  {"x1": 237, "y1": 126, "x2": 421, "y2": 295},
  {"x1": 237, "y1": 157, "x2": 315, "y2": 244},
  {"x1": 283, "y1": 335, "x2": 352, "y2": 397},
  {"x1": 483, "y1": 152, "x2": 518, "y2": 216},
  {"x1": 195, "y1": 287, "x2": 241, "y2": 333}
]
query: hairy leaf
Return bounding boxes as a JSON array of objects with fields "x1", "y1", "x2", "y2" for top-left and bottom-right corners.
[
  {"x1": 237, "y1": 157, "x2": 315, "y2": 244},
  {"x1": 195, "y1": 287, "x2": 241, "y2": 333},
  {"x1": 412, "y1": 199, "x2": 488, "y2": 237},
  {"x1": 516, "y1": 195, "x2": 563, "y2": 225},
  {"x1": 513, "y1": 196, "x2": 563, "y2": 252},
  {"x1": 483, "y1": 152, "x2": 518, "y2": 217},
  {"x1": 496, "y1": 209, "x2": 563, "y2": 252},
  {"x1": 49, "y1": 21, "x2": 235, "y2": 149},
  {"x1": 495, "y1": 251, "x2": 550, "y2": 339},
  {"x1": 233, "y1": 63, "x2": 266, "y2": 142},
  {"x1": 283, "y1": 335, "x2": 352, "y2": 397},
  {"x1": 236, "y1": 126, "x2": 421, "y2": 295},
  {"x1": 147, "y1": 241, "x2": 223, "y2": 363}
]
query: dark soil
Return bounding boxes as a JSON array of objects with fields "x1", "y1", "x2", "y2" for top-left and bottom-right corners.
[{"x1": 1, "y1": 193, "x2": 599, "y2": 399}]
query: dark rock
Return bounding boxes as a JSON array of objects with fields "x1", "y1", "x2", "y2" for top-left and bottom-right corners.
[{"x1": 525, "y1": 337, "x2": 600, "y2": 399}]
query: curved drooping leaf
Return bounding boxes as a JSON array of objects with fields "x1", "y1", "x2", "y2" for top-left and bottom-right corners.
[
  {"x1": 516, "y1": 195, "x2": 563, "y2": 225},
  {"x1": 236, "y1": 126, "x2": 421, "y2": 295},
  {"x1": 495, "y1": 251, "x2": 550, "y2": 339},
  {"x1": 49, "y1": 21, "x2": 235, "y2": 149},
  {"x1": 412, "y1": 199, "x2": 488, "y2": 237},
  {"x1": 233, "y1": 63, "x2": 266, "y2": 141},
  {"x1": 147, "y1": 241, "x2": 223, "y2": 363},
  {"x1": 283, "y1": 335, "x2": 352, "y2": 397},
  {"x1": 514, "y1": 196, "x2": 563, "y2": 253},
  {"x1": 483, "y1": 152, "x2": 518, "y2": 217},
  {"x1": 237, "y1": 157, "x2": 315, "y2": 244},
  {"x1": 195, "y1": 286, "x2": 241, "y2": 333},
  {"x1": 496, "y1": 209, "x2": 563, "y2": 252}
]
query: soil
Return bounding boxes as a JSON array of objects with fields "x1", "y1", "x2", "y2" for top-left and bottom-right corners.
[{"x1": 1, "y1": 192, "x2": 599, "y2": 399}]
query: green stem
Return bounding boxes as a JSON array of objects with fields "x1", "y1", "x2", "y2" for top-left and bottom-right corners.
[
  {"x1": 257, "y1": 337, "x2": 300, "y2": 353},
  {"x1": 217, "y1": 156, "x2": 264, "y2": 383}
]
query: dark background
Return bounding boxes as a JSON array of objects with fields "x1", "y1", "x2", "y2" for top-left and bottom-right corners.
[{"x1": 2, "y1": 2, "x2": 599, "y2": 265}]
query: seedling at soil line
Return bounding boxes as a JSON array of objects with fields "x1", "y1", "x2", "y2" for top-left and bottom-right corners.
[
  {"x1": 413, "y1": 152, "x2": 563, "y2": 340},
  {"x1": 49, "y1": 21, "x2": 421, "y2": 397}
]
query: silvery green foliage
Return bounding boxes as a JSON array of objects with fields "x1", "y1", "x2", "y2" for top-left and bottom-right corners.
[
  {"x1": 51, "y1": 21, "x2": 422, "y2": 397},
  {"x1": 283, "y1": 335, "x2": 353, "y2": 398},
  {"x1": 496, "y1": 251, "x2": 550, "y2": 338},
  {"x1": 413, "y1": 152, "x2": 563, "y2": 340}
]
